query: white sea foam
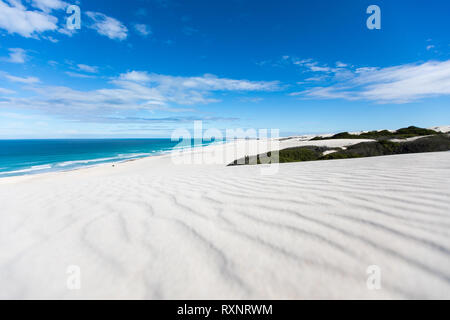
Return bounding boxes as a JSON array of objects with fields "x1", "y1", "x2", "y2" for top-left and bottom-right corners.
[
  {"x1": 0, "y1": 164, "x2": 52, "y2": 175},
  {"x1": 55, "y1": 153, "x2": 151, "y2": 167},
  {"x1": 0, "y1": 153, "x2": 153, "y2": 177}
]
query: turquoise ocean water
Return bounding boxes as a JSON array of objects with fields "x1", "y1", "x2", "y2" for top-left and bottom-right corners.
[{"x1": 0, "y1": 139, "x2": 212, "y2": 178}]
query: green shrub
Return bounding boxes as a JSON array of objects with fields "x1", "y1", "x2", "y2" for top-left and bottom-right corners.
[
  {"x1": 396, "y1": 126, "x2": 437, "y2": 136},
  {"x1": 310, "y1": 126, "x2": 439, "y2": 141},
  {"x1": 278, "y1": 146, "x2": 324, "y2": 163}
]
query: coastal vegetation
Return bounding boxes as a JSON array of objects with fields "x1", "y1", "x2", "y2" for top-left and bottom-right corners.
[
  {"x1": 228, "y1": 127, "x2": 450, "y2": 166},
  {"x1": 310, "y1": 126, "x2": 438, "y2": 141}
]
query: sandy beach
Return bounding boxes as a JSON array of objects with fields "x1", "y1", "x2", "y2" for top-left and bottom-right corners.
[
  {"x1": 1, "y1": 0, "x2": 449, "y2": 305},
  {"x1": 0, "y1": 139, "x2": 449, "y2": 299}
]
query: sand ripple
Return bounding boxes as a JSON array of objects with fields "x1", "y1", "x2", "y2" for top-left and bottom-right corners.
[{"x1": 0, "y1": 151, "x2": 449, "y2": 299}]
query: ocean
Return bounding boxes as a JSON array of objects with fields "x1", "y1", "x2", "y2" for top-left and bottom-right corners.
[{"x1": 0, "y1": 139, "x2": 212, "y2": 178}]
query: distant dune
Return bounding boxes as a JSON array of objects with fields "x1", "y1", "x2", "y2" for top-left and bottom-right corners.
[{"x1": 429, "y1": 125, "x2": 450, "y2": 133}]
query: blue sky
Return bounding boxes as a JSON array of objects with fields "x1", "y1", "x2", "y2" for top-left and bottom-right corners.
[{"x1": 0, "y1": 0, "x2": 449, "y2": 138}]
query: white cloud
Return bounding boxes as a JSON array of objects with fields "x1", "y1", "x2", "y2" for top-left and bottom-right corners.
[
  {"x1": 5, "y1": 74, "x2": 40, "y2": 83},
  {"x1": 65, "y1": 71, "x2": 96, "y2": 79},
  {"x1": 119, "y1": 71, "x2": 151, "y2": 82},
  {"x1": 57, "y1": 27, "x2": 76, "y2": 36},
  {"x1": 305, "y1": 75, "x2": 328, "y2": 82},
  {"x1": 119, "y1": 71, "x2": 281, "y2": 91},
  {"x1": 308, "y1": 65, "x2": 331, "y2": 72},
  {"x1": 294, "y1": 59, "x2": 331, "y2": 72},
  {"x1": 31, "y1": 0, "x2": 67, "y2": 12},
  {"x1": 5, "y1": 48, "x2": 27, "y2": 63},
  {"x1": 86, "y1": 11, "x2": 128, "y2": 41},
  {"x1": 134, "y1": 23, "x2": 151, "y2": 37},
  {"x1": 0, "y1": 0, "x2": 58, "y2": 37},
  {"x1": 426, "y1": 45, "x2": 435, "y2": 51},
  {"x1": 44, "y1": 35, "x2": 59, "y2": 42},
  {"x1": 239, "y1": 97, "x2": 263, "y2": 103},
  {"x1": 292, "y1": 60, "x2": 450, "y2": 103},
  {"x1": 0, "y1": 87, "x2": 16, "y2": 94},
  {"x1": 291, "y1": 86, "x2": 355, "y2": 100},
  {"x1": 138, "y1": 72, "x2": 280, "y2": 91},
  {"x1": 115, "y1": 71, "x2": 280, "y2": 105},
  {"x1": 0, "y1": 71, "x2": 280, "y2": 122},
  {"x1": 77, "y1": 64, "x2": 99, "y2": 73}
]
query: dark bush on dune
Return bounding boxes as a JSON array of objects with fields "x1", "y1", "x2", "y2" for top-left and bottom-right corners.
[
  {"x1": 229, "y1": 151, "x2": 273, "y2": 166},
  {"x1": 395, "y1": 126, "x2": 437, "y2": 136},
  {"x1": 228, "y1": 146, "x2": 328, "y2": 166},
  {"x1": 395, "y1": 134, "x2": 450, "y2": 153},
  {"x1": 278, "y1": 146, "x2": 328, "y2": 163}
]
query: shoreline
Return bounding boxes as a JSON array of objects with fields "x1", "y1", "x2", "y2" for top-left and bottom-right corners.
[
  {"x1": 2, "y1": 125, "x2": 449, "y2": 181},
  {"x1": 0, "y1": 137, "x2": 375, "y2": 184},
  {"x1": 0, "y1": 140, "x2": 226, "y2": 182},
  {"x1": 1, "y1": 134, "x2": 447, "y2": 183}
]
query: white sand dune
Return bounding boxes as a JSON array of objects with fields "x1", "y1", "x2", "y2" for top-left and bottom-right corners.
[
  {"x1": 430, "y1": 126, "x2": 450, "y2": 133},
  {"x1": 0, "y1": 140, "x2": 449, "y2": 299}
]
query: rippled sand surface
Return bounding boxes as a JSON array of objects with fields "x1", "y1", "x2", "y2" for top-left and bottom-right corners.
[{"x1": 1, "y1": 148, "x2": 449, "y2": 299}]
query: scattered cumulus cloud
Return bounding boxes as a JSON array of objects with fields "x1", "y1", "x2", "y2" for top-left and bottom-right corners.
[
  {"x1": 239, "y1": 97, "x2": 264, "y2": 103},
  {"x1": 121, "y1": 71, "x2": 280, "y2": 91},
  {"x1": 119, "y1": 70, "x2": 151, "y2": 82},
  {"x1": 30, "y1": 0, "x2": 67, "y2": 12},
  {"x1": 65, "y1": 71, "x2": 96, "y2": 79},
  {"x1": 77, "y1": 64, "x2": 99, "y2": 73},
  {"x1": 0, "y1": 87, "x2": 16, "y2": 94},
  {"x1": 86, "y1": 11, "x2": 128, "y2": 41},
  {"x1": 4, "y1": 48, "x2": 27, "y2": 63},
  {"x1": 0, "y1": 1, "x2": 125, "y2": 42},
  {"x1": 134, "y1": 23, "x2": 151, "y2": 37},
  {"x1": 304, "y1": 75, "x2": 328, "y2": 82},
  {"x1": 5, "y1": 74, "x2": 40, "y2": 83},
  {"x1": 294, "y1": 59, "x2": 331, "y2": 72},
  {"x1": 115, "y1": 71, "x2": 281, "y2": 105},
  {"x1": 0, "y1": 0, "x2": 59, "y2": 37},
  {"x1": 291, "y1": 60, "x2": 450, "y2": 104},
  {"x1": 0, "y1": 70, "x2": 280, "y2": 122},
  {"x1": 44, "y1": 35, "x2": 59, "y2": 42},
  {"x1": 57, "y1": 27, "x2": 76, "y2": 37}
]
